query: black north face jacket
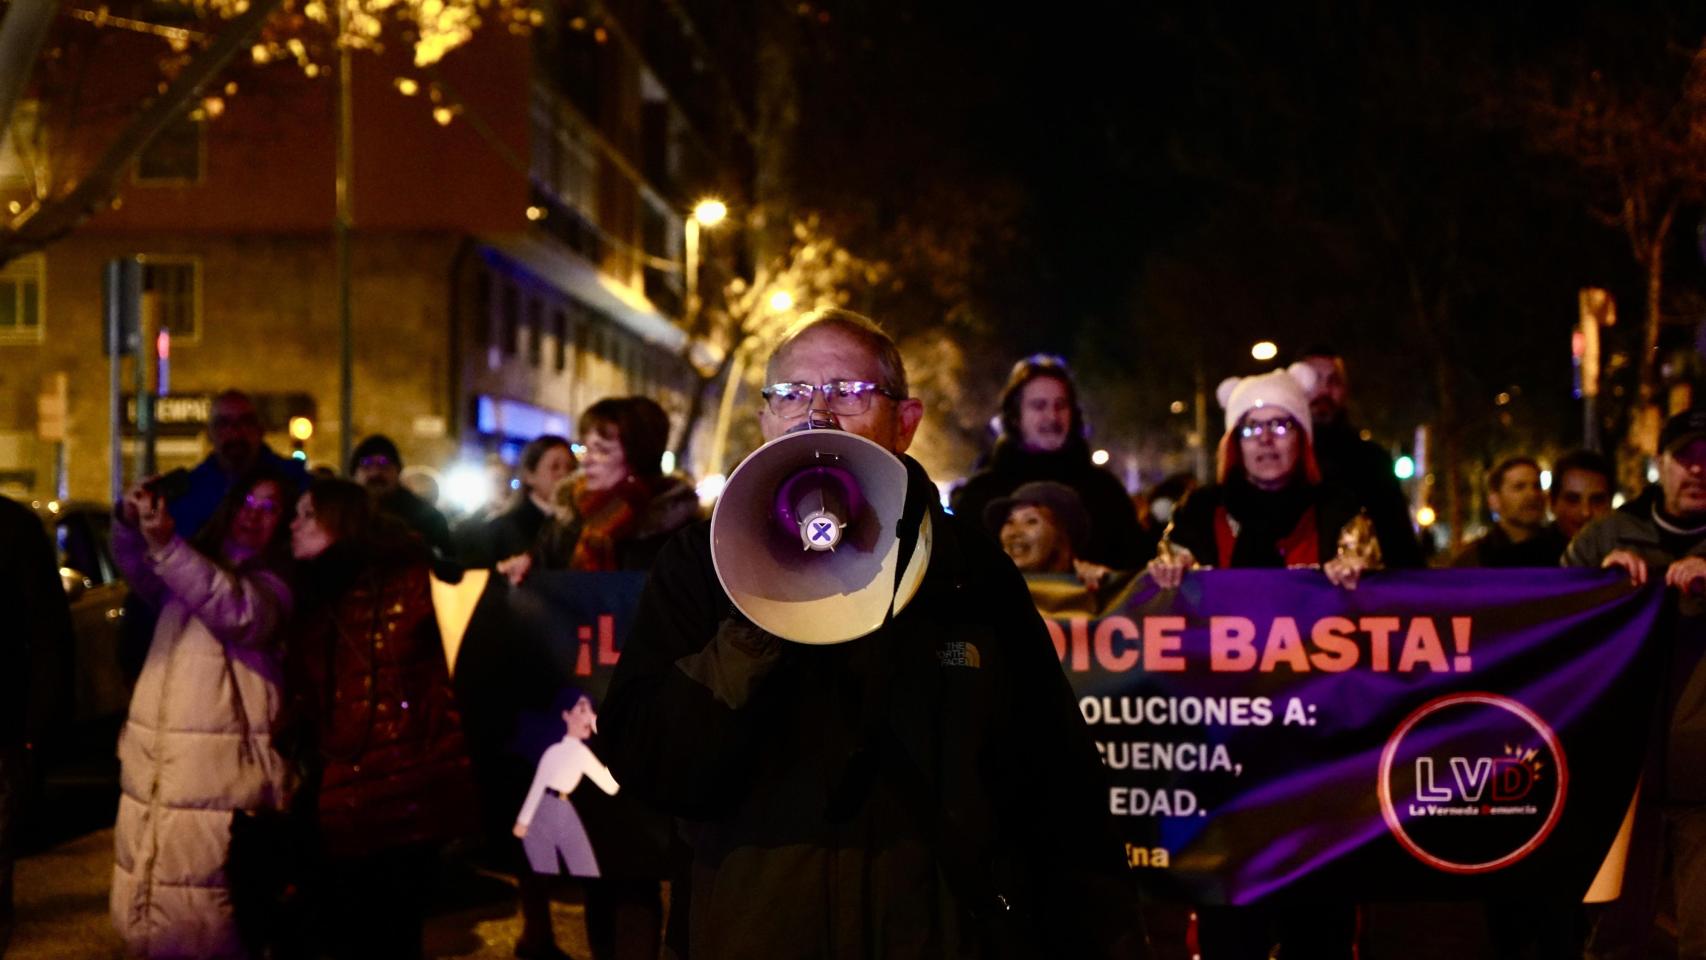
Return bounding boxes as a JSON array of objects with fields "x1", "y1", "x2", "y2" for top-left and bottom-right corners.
[{"x1": 602, "y1": 457, "x2": 1143, "y2": 959}]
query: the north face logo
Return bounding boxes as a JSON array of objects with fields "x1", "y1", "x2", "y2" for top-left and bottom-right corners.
[{"x1": 938, "y1": 641, "x2": 981, "y2": 668}]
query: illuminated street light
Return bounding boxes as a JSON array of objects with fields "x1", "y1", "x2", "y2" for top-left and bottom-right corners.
[
  {"x1": 692, "y1": 198, "x2": 728, "y2": 227},
  {"x1": 1169, "y1": 400, "x2": 1186, "y2": 415},
  {"x1": 1393, "y1": 455, "x2": 1415, "y2": 480},
  {"x1": 1416, "y1": 505, "x2": 1437, "y2": 527},
  {"x1": 769, "y1": 289, "x2": 796, "y2": 312},
  {"x1": 445, "y1": 462, "x2": 492, "y2": 515},
  {"x1": 1091, "y1": 448, "x2": 1111, "y2": 466},
  {"x1": 685, "y1": 199, "x2": 730, "y2": 329},
  {"x1": 1251, "y1": 341, "x2": 1278, "y2": 362},
  {"x1": 288, "y1": 416, "x2": 314, "y2": 441},
  {"x1": 696, "y1": 472, "x2": 728, "y2": 506}
]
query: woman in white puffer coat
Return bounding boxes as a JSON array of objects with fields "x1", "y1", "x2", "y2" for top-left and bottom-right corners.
[{"x1": 109, "y1": 465, "x2": 296, "y2": 960}]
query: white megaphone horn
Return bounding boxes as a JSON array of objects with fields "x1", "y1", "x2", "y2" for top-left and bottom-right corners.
[{"x1": 710, "y1": 429, "x2": 932, "y2": 644}]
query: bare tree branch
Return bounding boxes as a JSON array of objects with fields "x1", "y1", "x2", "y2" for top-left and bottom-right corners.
[{"x1": 0, "y1": 0, "x2": 285, "y2": 267}]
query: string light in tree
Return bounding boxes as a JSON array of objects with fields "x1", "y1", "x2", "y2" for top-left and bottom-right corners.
[{"x1": 67, "y1": 1, "x2": 544, "y2": 135}]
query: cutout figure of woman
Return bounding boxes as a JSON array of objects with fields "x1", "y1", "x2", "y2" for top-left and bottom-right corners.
[{"x1": 513, "y1": 691, "x2": 618, "y2": 877}]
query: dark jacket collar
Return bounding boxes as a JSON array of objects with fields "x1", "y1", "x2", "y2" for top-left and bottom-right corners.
[{"x1": 986, "y1": 435, "x2": 1094, "y2": 476}]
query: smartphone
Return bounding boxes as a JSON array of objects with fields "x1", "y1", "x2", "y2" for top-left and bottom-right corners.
[{"x1": 143, "y1": 468, "x2": 193, "y2": 502}]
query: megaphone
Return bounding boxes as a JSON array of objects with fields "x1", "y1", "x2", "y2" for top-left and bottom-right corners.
[{"x1": 711, "y1": 429, "x2": 932, "y2": 644}]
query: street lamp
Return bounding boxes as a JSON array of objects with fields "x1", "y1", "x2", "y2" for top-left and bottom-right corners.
[
  {"x1": 1251, "y1": 341, "x2": 1278, "y2": 362},
  {"x1": 693, "y1": 198, "x2": 728, "y2": 228},
  {"x1": 684, "y1": 197, "x2": 729, "y2": 326}
]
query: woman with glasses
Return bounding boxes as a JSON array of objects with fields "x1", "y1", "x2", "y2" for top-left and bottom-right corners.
[
  {"x1": 508, "y1": 396, "x2": 697, "y2": 960},
  {"x1": 109, "y1": 465, "x2": 297, "y2": 959},
  {"x1": 1147, "y1": 366, "x2": 1389, "y2": 589},
  {"x1": 1145, "y1": 366, "x2": 1382, "y2": 960},
  {"x1": 534, "y1": 396, "x2": 699, "y2": 575}
]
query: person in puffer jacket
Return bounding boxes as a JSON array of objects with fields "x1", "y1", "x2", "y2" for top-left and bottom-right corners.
[{"x1": 109, "y1": 463, "x2": 297, "y2": 960}]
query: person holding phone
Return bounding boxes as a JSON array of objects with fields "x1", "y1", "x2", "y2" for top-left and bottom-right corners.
[{"x1": 109, "y1": 465, "x2": 297, "y2": 959}]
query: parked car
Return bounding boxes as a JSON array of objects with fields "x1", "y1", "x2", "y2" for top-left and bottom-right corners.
[{"x1": 25, "y1": 501, "x2": 130, "y2": 825}]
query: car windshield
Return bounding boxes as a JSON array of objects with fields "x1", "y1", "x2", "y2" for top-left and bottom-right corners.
[{"x1": 57, "y1": 509, "x2": 117, "y2": 585}]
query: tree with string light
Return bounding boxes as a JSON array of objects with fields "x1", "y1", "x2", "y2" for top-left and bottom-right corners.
[{"x1": 0, "y1": 0, "x2": 540, "y2": 268}]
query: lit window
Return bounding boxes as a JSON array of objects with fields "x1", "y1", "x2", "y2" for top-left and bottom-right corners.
[{"x1": 0, "y1": 254, "x2": 44, "y2": 341}]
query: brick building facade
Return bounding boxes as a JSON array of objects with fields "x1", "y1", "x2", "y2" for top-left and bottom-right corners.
[{"x1": 0, "y1": 4, "x2": 741, "y2": 504}]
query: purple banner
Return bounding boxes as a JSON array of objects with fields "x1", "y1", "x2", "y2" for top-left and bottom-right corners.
[{"x1": 1031, "y1": 567, "x2": 1665, "y2": 904}]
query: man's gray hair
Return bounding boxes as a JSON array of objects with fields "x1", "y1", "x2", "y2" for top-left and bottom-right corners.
[{"x1": 765, "y1": 308, "x2": 909, "y2": 398}]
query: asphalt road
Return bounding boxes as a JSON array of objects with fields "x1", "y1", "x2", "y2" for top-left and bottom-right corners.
[
  {"x1": 11, "y1": 826, "x2": 596, "y2": 960},
  {"x1": 3, "y1": 827, "x2": 1545, "y2": 960},
  {"x1": 5, "y1": 775, "x2": 1663, "y2": 960}
]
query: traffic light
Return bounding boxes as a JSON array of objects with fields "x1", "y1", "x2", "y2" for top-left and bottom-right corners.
[{"x1": 288, "y1": 416, "x2": 313, "y2": 461}]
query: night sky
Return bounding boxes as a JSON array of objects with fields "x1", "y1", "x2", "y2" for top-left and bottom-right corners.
[{"x1": 780, "y1": 0, "x2": 1706, "y2": 473}]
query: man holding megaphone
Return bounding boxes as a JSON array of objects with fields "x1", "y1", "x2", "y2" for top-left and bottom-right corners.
[{"x1": 602, "y1": 310, "x2": 1145, "y2": 959}]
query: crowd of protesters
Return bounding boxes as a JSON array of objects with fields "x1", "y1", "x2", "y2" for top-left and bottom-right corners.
[
  {"x1": 46, "y1": 390, "x2": 701, "y2": 960},
  {"x1": 973, "y1": 352, "x2": 1706, "y2": 960},
  {"x1": 6, "y1": 316, "x2": 1706, "y2": 959}
]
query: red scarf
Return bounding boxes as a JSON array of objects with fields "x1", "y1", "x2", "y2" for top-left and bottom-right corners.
[
  {"x1": 1211, "y1": 504, "x2": 1320, "y2": 568},
  {"x1": 568, "y1": 474, "x2": 656, "y2": 571}
]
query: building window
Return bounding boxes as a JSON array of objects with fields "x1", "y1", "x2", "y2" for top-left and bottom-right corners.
[
  {"x1": 137, "y1": 114, "x2": 204, "y2": 182},
  {"x1": 502, "y1": 283, "x2": 519, "y2": 356},
  {"x1": 0, "y1": 254, "x2": 44, "y2": 342},
  {"x1": 573, "y1": 315, "x2": 590, "y2": 382},
  {"x1": 527, "y1": 298, "x2": 544, "y2": 367},
  {"x1": 473, "y1": 272, "x2": 491, "y2": 346},
  {"x1": 553, "y1": 309, "x2": 568, "y2": 372},
  {"x1": 141, "y1": 259, "x2": 199, "y2": 339}
]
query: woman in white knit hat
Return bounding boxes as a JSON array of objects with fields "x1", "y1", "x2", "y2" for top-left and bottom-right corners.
[
  {"x1": 1146, "y1": 363, "x2": 1387, "y2": 958},
  {"x1": 1147, "y1": 364, "x2": 1393, "y2": 590}
]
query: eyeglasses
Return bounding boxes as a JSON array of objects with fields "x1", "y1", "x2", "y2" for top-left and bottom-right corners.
[
  {"x1": 1237, "y1": 417, "x2": 1302, "y2": 440},
  {"x1": 239, "y1": 495, "x2": 281, "y2": 517},
  {"x1": 761, "y1": 380, "x2": 901, "y2": 419}
]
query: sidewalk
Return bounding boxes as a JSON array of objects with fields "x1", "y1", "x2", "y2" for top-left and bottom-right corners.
[{"x1": 11, "y1": 828, "x2": 596, "y2": 960}]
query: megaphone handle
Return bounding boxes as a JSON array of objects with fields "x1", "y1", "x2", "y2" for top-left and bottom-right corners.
[{"x1": 682, "y1": 614, "x2": 783, "y2": 711}]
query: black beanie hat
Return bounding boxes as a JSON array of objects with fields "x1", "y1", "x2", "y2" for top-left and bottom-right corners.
[{"x1": 349, "y1": 434, "x2": 402, "y2": 473}]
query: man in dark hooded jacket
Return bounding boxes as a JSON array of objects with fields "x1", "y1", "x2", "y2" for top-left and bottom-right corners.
[
  {"x1": 603, "y1": 311, "x2": 1145, "y2": 959},
  {"x1": 1566, "y1": 410, "x2": 1706, "y2": 958},
  {"x1": 953, "y1": 356, "x2": 1149, "y2": 568},
  {"x1": 1295, "y1": 347, "x2": 1422, "y2": 568},
  {"x1": 349, "y1": 433, "x2": 453, "y2": 559}
]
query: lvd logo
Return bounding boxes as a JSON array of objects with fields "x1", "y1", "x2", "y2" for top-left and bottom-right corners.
[
  {"x1": 1378, "y1": 694, "x2": 1567, "y2": 874},
  {"x1": 1413, "y1": 748, "x2": 1540, "y2": 803}
]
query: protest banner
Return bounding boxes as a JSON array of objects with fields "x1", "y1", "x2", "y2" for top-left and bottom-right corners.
[
  {"x1": 475, "y1": 566, "x2": 1664, "y2": 904},
  {"x1": 1033, "y1": 567, "x2": 1664, "y2": 904}
]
